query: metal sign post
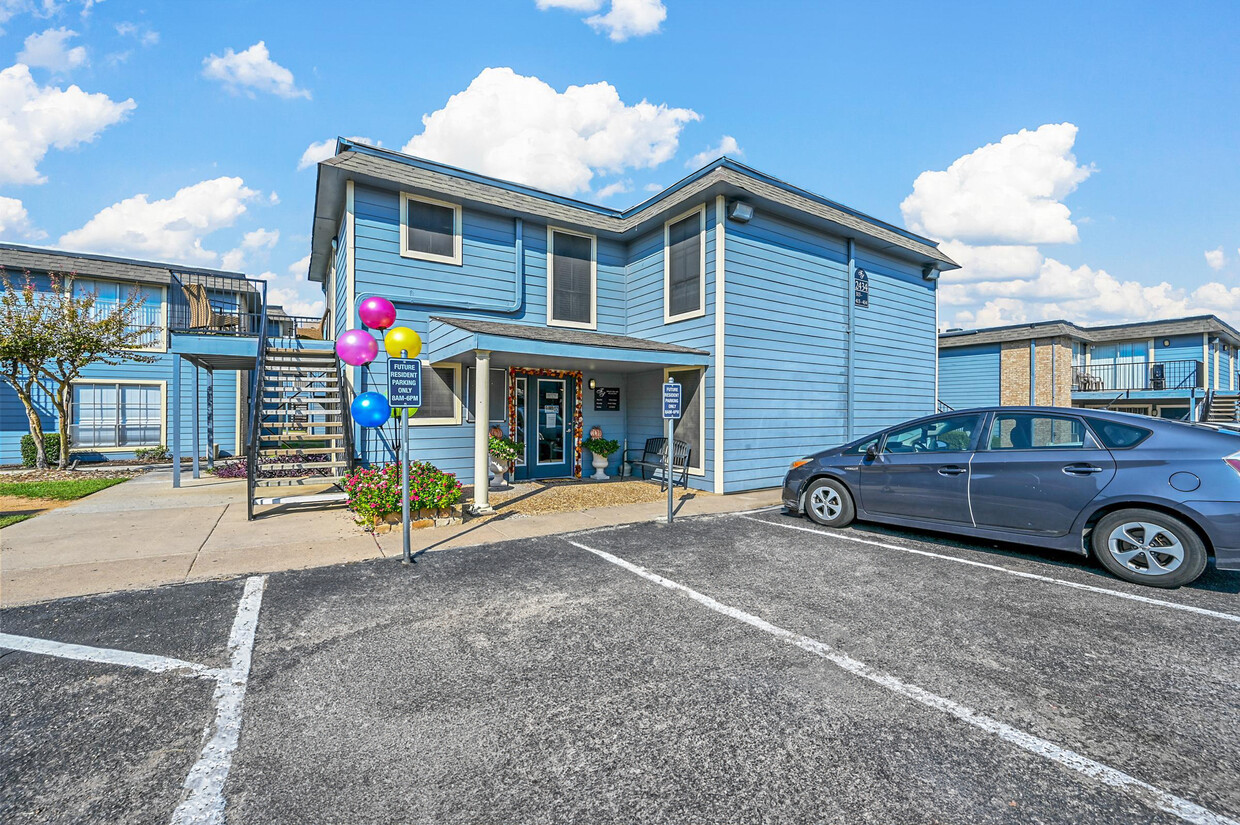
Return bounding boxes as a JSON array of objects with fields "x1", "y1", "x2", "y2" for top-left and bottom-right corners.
[
  {"x1": 389, "y1": 355, "x2": 423, "y2": 566},
  {"x1": 662, "y1": 380, "x2": 682, "y2": 524}
]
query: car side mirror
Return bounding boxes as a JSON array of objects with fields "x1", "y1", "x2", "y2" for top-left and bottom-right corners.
[{"x1": 864, "y1": 445, "x2": 878, "y2": 461}]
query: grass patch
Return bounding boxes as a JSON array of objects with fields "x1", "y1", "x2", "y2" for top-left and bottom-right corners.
[
  {"x1": 0, "y1": 513, "x2": 32, "y2": 529},
  {"x1": 0, "y1": 477, "x2": 129, "y2": 501}
]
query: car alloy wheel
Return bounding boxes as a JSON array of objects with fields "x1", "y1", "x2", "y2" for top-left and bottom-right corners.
[
  {"x1": 809, "y1": 485, "x2": 843, "y2": 522},
  {"x1": 1106, "y1": 521, "x2": 1185, "y2": 576}
]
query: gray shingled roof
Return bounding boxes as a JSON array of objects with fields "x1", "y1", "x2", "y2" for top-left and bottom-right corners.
[
  {"x1": 939, "y1": 315, "x2": 1240, "y2": 348},
  {"x1": 0, "y1": 242, "x2": 249, "y2": 287},
  {"x1": 431, "y1": 316, "x2": 710, "y2": 355}
]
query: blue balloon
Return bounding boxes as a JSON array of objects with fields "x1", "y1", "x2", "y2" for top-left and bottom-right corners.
[{"x1": 351, "y1": 392, "x2": 391, "y2": 428}]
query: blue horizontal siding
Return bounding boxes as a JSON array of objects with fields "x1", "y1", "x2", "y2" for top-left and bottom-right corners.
[{"x1": 938, "y1": 343, "x2": 1001, "y2": 410}]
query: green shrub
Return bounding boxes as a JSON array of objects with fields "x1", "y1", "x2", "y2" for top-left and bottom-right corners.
[
  {"x1": 488, "y1": 435, "x2": 523, "y2": 463},
  {"x1": 133, "y1": 445, "x2": 170, "y2": 461},
  {"x1": 20, "y1": 434, "x2": 61, "y2": 467},
  {"x1": 581, "y1": 437, "x2": 619, "y2": 457},
  {"x1": 343, "y1": 461, "x2": 464, "y2": 527}
]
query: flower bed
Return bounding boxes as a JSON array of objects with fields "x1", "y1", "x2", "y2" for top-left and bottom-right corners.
[
  {"x1": 344, "y1": 461, "x2": 464, "y2": 529},
  {"x1": 210, "y1": 454, "x2": 333, "y2": 480}
]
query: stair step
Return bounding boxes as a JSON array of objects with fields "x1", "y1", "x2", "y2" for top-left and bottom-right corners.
[
  {"x1": 252, "y1": 491, "x2": 349, "y2": 506},
  {"x1": 260, "y1": 460, "x2": 349, "y2": 471},
  {"x1": 254, "y1": 476, "x2": 343, "y2": 487},
  {"x1": 259, "y1": 447, "x2": 349, "y2": 456}
]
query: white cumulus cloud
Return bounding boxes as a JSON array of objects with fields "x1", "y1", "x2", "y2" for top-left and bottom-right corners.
[
  {"x1": 909, "y1": 123, "x2": 1240, "y2": 328},
  {"x1": 287, "y1": 254, "x2": 311, "y2": 277},
  {"x1": 1205, "y1": 247, "x2": 1227, "y2": 271},
  {"x1": 298, "y1": 136, "x2": 382, "y2": 170},
  {"x1": 18, "y1": 27, "x2": 87, "y2": 72},
  {"x1": 537, "y1": 0, "x2": 665, "y2": 39},
  {"x1": 594, "y1": 179, "x2": 631, "y2": 200},
  {"x1": 686, "y1": 134, "x2": 741, "y2": 168},
  {"x1": 536, "y1": 0, "x2": 601, "y2": 9},
  {"x1": 902, "y1": 122, "x2": 1093, "y2": 246},
  {"x1": 0, "y1": 195, "x2": 45, "y2": 239},
  {"x1": 59, "y1": 177, "x2": 260, "y2": 265},
  {"x1": 0, "y1": 63, "x2": 135, "y2": 185},
  {"x1": 401, "y1": 67, "x2": 698, "y2": 196},
  {"x1": 202, "y1": 41, "x2": 310, "y2": 100}
]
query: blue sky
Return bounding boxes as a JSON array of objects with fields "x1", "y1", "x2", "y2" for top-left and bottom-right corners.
[{"x1": 1, "y1": 0, "x2": 1238, "y2": 327}]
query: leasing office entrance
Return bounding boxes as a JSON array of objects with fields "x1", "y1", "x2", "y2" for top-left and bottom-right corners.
[{"x1": 511, "y1": 369, "x2": 580, "y2": 481}]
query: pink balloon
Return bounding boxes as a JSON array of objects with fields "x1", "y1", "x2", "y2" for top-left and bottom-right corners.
[
  {"x1": 335, "y1": 328, "x2": 378, "y2": 366},
  {"x1": 358, "y1": 296, "x2": 397, "y2": 330}
]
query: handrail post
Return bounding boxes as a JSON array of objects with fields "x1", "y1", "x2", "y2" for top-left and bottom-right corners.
[{"x1": 246, "y1": 280, "x2": 270, "y2": 521}]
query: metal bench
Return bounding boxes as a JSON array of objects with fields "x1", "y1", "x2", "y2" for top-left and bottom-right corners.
[{"x1": 627, "y1": 437, "x2": 691, "y2": 491}]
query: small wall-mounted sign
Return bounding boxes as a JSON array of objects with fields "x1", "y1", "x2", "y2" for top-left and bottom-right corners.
[
  {"x1": 854, "y1": 268, "x2": 870, "y2": 308},
  {"x1": 594, "y1": 387, "x2": 620, "y2": 411}
]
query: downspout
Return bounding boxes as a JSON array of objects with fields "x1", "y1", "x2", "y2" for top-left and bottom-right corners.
[
  {"x1": 1029, "y1": 338, "x2": 1037, "y2": 406},
  {"x1": 846, "y1": 239, "x2": 856, "y2": 441},
  {"x1": 1051, "y1": 339, "x2": 1056, "y2": 407},
  {"x1": 358, "y1": 217, "x2": 525, "y2": 316}
]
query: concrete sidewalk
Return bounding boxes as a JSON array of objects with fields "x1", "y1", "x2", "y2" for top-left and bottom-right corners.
[{"x1": 0, "y1": 470, "x2": 780, "y2": 607}]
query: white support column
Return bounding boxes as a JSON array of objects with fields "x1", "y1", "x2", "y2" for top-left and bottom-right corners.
[{"x1": 472, "y1": 350, "x2": 494, "y2": 514}]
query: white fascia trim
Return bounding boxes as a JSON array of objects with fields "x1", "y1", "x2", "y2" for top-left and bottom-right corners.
[
  {"x1": 69, "y1": 378, "x2": 168, "y2": 452},
  {"x1": 406, "y1": 361, "x2": 463, "y2": 426},
  {"x1": 545, "y1": 225, "x2": 598, "y2": 331},
  {"x1": 235, "y1": 370, "x2": 243, "y2": 455},
  {"x1": 663, "y1": 203, "x2": 708, "y2": 324},
  {"x1": 398, "y1": 191, "x2": 463, "y2": 266},
  {"x1": 664, "y1": 365, "x2": 707, "y2": 476},
  {"x1": 712, "y1": 195, "x2": 725, "y2": 494}
]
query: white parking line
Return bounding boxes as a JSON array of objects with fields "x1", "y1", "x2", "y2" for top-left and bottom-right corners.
[
  {"x1": 741, "y1": 515, "x2": 1240, "y2": 625},
  {"x1": 0, "y1": 632, "x2": 220, "y2": 679},
  {"x1": 171, "y1": 574, "x2": 267, "y2": 825},
  {"x1": 565, "y1": 537, "x2": 1238, "y2": 825}
]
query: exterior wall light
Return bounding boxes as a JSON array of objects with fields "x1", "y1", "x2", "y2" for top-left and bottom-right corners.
[
  {"x1": 588, "y1": 378, "x2": 597, "y2": 390},
  {"x1": 727, "y1": 201, "x2": 754, "y2": 222}
]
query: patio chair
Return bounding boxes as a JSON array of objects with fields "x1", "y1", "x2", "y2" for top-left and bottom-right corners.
[
  {"x1": 626, "y1": 437, "x2": 691, "y2": 491},
  {"x1": 297, "y1": 311, "x2": 329, "y2": 340},
  {"x1": 181, "y1": 283, "x2": 239, "y2": 331}
]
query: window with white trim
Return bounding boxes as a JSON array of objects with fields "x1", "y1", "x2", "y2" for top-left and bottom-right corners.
[
  {"x1": 547, "y1": 228, "x2": 596, "y2": 329},
  {"x1": 664, "y1": 207, "x2": 705, "y2": 322},
  {"x1": 409, "y1": 362, "x2": 462, "y2": 425},
  {"x1": 71, "y1": 382, "x2": 162, "y2": 448},
  {"x1": 399, "y1": 193, "x2": 462, "y2": 265},
  {"x1": 73, "y1": 278, "x2": 164, "y2": 348}
]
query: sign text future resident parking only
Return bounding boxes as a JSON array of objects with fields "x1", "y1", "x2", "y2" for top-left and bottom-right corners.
[
  {"x1": 662, "y1": 381, "x2": 682, "y2": 419},
  {"x1": 388, "y1": 358, "x2": 422, "y2": 408}
]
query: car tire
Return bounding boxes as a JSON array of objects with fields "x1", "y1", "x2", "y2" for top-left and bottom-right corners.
[
  {"x1": 1091, "y1": 509, "x2": 1208, "y2": 588},
  {"x1": 803, "y1": 478, "x2": 855, "y2": 528}
]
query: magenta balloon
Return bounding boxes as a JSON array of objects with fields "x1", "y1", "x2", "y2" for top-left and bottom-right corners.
[
  {"x1": 358, "y1": 296, "x2": 397, "y2": 330},
  {"x1": 335, "y1": 328, "x2": 378, "y2": 366}
]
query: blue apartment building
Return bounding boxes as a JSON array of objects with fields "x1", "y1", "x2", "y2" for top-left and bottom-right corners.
[
  {"x1": 307, "y1": 140, "x2": 957, "y2": 504},
  {"x1": 938, "y1": 316, "x2": 1240, "y2": 424}
]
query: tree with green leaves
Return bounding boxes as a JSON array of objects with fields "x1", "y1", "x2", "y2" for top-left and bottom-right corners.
[
  {"x1": 0, "y1": 271, "x2": 56, "y2": 469},
  {"x1": 1, "y1": 269, "x2": 158, "y2": 469}
]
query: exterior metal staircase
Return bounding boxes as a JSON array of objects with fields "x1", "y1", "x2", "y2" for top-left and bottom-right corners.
[
  {"x1": 1204, "y1": 391, "x2": 1240, "y2": 426},
  {"x1": 246, "y1": 344, "x2": 356, "y2": 519}
]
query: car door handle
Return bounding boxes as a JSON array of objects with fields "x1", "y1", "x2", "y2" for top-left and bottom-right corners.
[
  {"x1": 1063, "y1": 464, "x2": 1103, "y2": 476},
  {"x1": 938, "y1": 466, "x2": 967, "y2": 476}
]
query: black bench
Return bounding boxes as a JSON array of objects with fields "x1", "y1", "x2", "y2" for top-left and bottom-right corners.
[{"x1": 627, "y1": 437, "x2": 691, "y2": 491}]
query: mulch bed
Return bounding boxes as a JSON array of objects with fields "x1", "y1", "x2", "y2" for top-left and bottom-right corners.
[{"x1": 469, "y1": 478, "x2": 702, "y2": 518}]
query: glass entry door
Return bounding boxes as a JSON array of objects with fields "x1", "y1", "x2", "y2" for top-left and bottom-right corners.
[{"x1": 513, "y1": 375, "x2": 574, "y2": 480}]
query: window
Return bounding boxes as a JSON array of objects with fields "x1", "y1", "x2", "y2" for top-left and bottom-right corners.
[
  {"x1": 989, "y1": 414, "x2": 1089, "y2": 450},
  {"x1": 666, "y1": 367, "x2": 705, "y2": 473},
  {"x1": 664, "y1": 206, "x2": 705, "y2": 322},
  {"x1": 71, "y1": 382, "x2": 162, "y2": 449},
  {"x1": 843, "y1": 436, "x2": 879, "y2": 456},
  {"x1": 409, "y1": 363, "x2": 462, "y2": 425},
  {"x1": 883, "y1": 415, "x2": 979, "y2": 454},
  {"x1": 464, "y1": 368, "x2": 508, "y2": 425},
  {"x1": 73, "y1": 278, "x2": 164, "y2": 349},
  {"x1": 547, "y1": 228, "x2": 596, "y2": 329},
  {"x1": 1088, "y1": 419, "x2": 1152, "y2": 449},
  {"x1": 399, "y1": 193, "x2": 461, "y2": 265}
]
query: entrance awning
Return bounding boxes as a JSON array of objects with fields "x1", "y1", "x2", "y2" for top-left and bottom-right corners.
[{"x1": 426, "y1": 317, "x2": 711, "y2": 371}]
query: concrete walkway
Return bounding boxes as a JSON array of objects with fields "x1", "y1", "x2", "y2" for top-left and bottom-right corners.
[{"x1": 0, "y1": 470, "x2": 780, "y2": 607}]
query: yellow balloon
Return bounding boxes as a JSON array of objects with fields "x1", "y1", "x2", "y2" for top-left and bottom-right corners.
[{"x1": 383, "y1": 326, "x2": 422, "y2": 359}]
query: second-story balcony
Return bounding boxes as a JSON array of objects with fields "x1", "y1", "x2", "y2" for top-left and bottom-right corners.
[
  {"x1": 167, "y1": 271, "x2": 324, "y2": 339},
  {"x1": 1072, "y1": 359, "x2": 1203, "y2": 393}
]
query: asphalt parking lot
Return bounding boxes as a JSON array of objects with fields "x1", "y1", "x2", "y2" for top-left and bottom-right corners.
[{"x1": 3, "y1": 508, "x2": 1239, "y2": 824}]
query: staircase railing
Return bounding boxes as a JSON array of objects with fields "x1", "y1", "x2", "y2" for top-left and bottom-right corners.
[
  {"x1": 1200, "y1": 389, "x2": 1214, "y2": 424},
  {"x1": 245, "y1": 282, "x2": 270, "y2": 521},
  {"x1": 336, "y1": 358, "x2": 357, "y2": 476}
]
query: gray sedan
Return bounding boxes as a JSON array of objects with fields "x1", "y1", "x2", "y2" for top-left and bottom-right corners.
[{"x1": 782, "y1": 407, "x2": 1240, "y2": 587}]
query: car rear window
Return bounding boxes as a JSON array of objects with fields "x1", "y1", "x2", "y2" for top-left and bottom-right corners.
[{"x1": 1088, "y1": 419, "x2": 1152, "y2": 449}]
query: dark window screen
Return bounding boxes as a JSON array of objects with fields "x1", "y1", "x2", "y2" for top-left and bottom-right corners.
[
  {"x1": 667, "y1": 214, "x2": 701, "y2": 317},
  {"x1": 1088, "y1": 419, "x2": 1152, "y2": 449},
  {"x1": 406, "y1": 199, "x2": 455, "y2": 259},
  {"x1": 420, "y1": 365, "x2": 458, "y2": 419},
  {"x1": 668, "y1": 368, "x2": 703, "y2": 471},
  {"x1": 551, "y1": 231, "x2": 592, "y2": 324}
]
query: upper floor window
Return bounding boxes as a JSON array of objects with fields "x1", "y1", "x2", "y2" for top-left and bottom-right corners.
[
  {"x1": 664, "y1": 205, "x2": 706, "y2": 323},
  {"x1": 73, "y1": 277, "x2": 164, "y2": 349},
  {"x1": 547, "y1": 227, "x2": 596, "y2": 330},
  {"x1": 399, "y1": 192, "x2": 462, "y2": 265}
]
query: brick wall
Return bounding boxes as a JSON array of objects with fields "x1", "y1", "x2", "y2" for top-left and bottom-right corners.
[{"x1": 1000, "y1": 338, "x2": 1073, "y2": 406}]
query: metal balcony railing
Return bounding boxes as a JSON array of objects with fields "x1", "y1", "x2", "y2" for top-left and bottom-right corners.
[
  {"x1": 168, "y1": 271, "x2": 266, "y2": 336},
  {"x1": 1071, "y1": 359, "x2": 1203, "y2": 392}
]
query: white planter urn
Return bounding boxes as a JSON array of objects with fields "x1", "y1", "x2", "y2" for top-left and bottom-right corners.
[
  {"x1": 488, "y1": 457, "x2": 508, "y2": 489},
  {"x1": 590, "y1": 451, "x2": 610, "y2": 481}
]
